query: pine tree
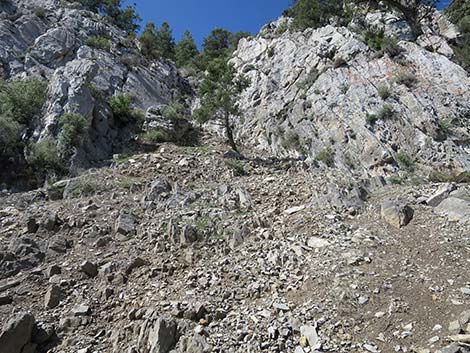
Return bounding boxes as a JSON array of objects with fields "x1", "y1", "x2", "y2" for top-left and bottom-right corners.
[
  {"x1": 194, "y1": 58, "x2": 250, "y2": 152},
  {"x1": 175, "y1": 30, "x2": 199, "y2": 67},
  {"x1": 155, "y1": 22, "x2": 176, "y2": 60},
  {"x1": 139, "y1": 22, "x2": 158, "y2": 58}
]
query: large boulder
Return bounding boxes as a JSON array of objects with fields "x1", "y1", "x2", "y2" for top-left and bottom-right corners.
[
  {"x1": 381, "y1": 200, "x2": 414, "y2": 228},
  {"x1": 137, "y1": 317, "x2": 178, "y2": 353},
  {"x1": 0, "y1": 312, "x2": 35, "y2": 353}
]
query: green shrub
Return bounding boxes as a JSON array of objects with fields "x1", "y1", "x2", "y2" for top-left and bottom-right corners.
[
  {"x1": 363, "y1": 28, "x2": 401, "y2": 57},
  {"x1": 394, "y1": 71, "x2": 417, "y2": 88},
  {"x1": 363, "y1": 28, "x2": 384, "y2": 52},
  {"x1": 0, "y1": 114, "x2": 22, "y2": 158},
  {"x1": 162, "y1": 101, "x2": 186, "y2": 121},
  {"x1": 28, "y1": 139, "x2": 65, "y2": 175},
  {"x1": 315, "y1": 147, "x2": 335, "y2": 167},
  {"x1": 377, "y1": 104, "x2": 394, "y2": 119},
  {"x1": 387, "y1": 176, "x2": 403, "y2": 185},
  {"x1": 109, "y1": 94, "x2": 144, "y2": 126},
  {"x1": 58, "y1": 113, "x2": 89, "y2": 154},
  {"x1": 86, "y1": 36, "x2": 111, "y2": 51},
  {"x1": 140, "y1": 129, "x2": 170, "y2": 143},
  {"x1": 289, "y1": 0, "x2": 345, "y2": 30},
  {"x1": 396, "y1": 151, "x2": 414, "y2": 171},
  {"x1": 0, "y1": 79, "x2": 48, "y2": 124},
  {"x1": 35, "y1": 7, "x2": 46, "y2": 18},
  {"x1": 377, "y1": 84, "x2": 391, "y2": 100},
  {"x1": 366, "y1": 113, "x2": 378, "y2": 125},
  {"x1": 436, "y1": 118, "x2": 453, "y2": 140}
]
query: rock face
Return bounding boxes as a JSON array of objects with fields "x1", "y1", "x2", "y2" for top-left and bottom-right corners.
[
  {"x1": 0, "y1": 0, "x2": 190, "y2": 166},
  {"x1": 231, "y1": 13, "x2": 470, "y2": 178}
]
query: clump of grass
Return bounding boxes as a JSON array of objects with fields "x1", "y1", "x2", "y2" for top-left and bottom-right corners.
[
  {"x1": 377, "y1": 84, "x2": 391, "y2": 100},
  {"x1": 377, "y1": 104, "x2": 394, "y2": 120},
  {"x1": 394, "y1": 71, "x2": 417, "y2": 88},
  {"x1": 281, "y1": 130, "x2": 301, "y2": 150}
]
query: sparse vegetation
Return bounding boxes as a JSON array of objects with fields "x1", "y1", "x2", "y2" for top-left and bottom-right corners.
[
  {"x1": 57, "y1": 113, "x2": 89, "y2": 154},
  {"x1": 140, "y1": 129, "x2": 170, "y2": 143},
  {"x1": 377, "y1": 104, "x2": 394, "y2": 120},
  {"x1": 86, "y1": 36, "x2": 111, "y2": 51},
  {"x1": 225, "y1": 159, "x2": 246, "y2": 176},
  {"x1": 281, "y1": 130, "x2": 301, "y2": 150},
  {"x1": 363, "y1": 28, "x2": 402, "y2": 57},
  {"x1": 394, "y1": 71, "x2": 417, "y2": 88},
  {"x1": 275, "y1": 22, "x2": 290, "y2": 35},
  {"x1": 377, "y1": 84, "x2": 391, "y2": 100},
  {"x1": 396, "y1": 151, "x2": 415, "y2": 171},
  {"x1": 366, "y1": 113, "x2": 378, "y2": 125},
  {"x1": 0, "y1": 79, "x2": 48, "y2": 162},
  {"x1": 315, "y1": 147, "x2": 335, "y2": 167},
  {"x1": 27, "y1": 139, "x2": 65, "y2": 176}
]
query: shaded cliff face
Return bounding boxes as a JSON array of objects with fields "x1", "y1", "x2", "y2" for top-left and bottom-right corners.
[
  {"x1": 231, "y1": 12, "x2": 470, "y2": 179},
  {"x1": 0, "y1": 0, "x2": 189, "y2": 164}
]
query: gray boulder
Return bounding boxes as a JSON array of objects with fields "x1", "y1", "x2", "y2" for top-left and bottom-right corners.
[
  {"x1": 381, "y1": 200, "x2": 414, "y2": 228},
  {"x1": 0, "y1": 312, "x2": 35, "y2": 353},
  {"x1": 138, "y1": 317, "x2": 178, "y2": 353}
]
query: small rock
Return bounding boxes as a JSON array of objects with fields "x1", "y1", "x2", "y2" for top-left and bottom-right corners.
[
  {"x1": 45, "y1": 264, "x2": 61, "y2": 278},
  {"x1": 273, "y1": 302, "x2": 290, "y2": 312},
  {"x1": 0, "y1": 295, "x2": 13, "y2": 306},
  {"x1": 449, "y1": 320, "x2": 462, "y2": 334},
  {"x1": 126, "y1": 257, "x2": 148, "y2": 275},
  {"x1": 80, "y1": 261, "x2": 98, "y2": 278},
  {"x1": 307, "y1": 236, "x2": 330, "y2": 248},
  {"x1": 26, "y1": 218, "x2": 39, "y2": 234},
  {"x1": 300, "y1": 324, "x2": 321, "y2": 349},
  {"x1": 115, "y1": 211, "x2": 136, "y2": 236},
  {"x1": 72, "y1": 304, "x2": 91, "y2": 317},
  {"x1": 460, "y1": 287, "x2": 470, "y2": 296},
  {"x1": 426, "y1": 183, "x2": 456, "y2": 207},
  {"x1": 44, "y1": 285, "x2": 62, "y2": 309}
]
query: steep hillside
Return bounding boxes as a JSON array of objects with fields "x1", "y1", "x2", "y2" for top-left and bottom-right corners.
[{"x1": 231, "y1": 6, "x2": 470, "y2": 180}]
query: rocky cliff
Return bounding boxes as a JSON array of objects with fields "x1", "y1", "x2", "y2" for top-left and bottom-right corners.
[
  {"x1": 0, "y1": 0, "x2": 189, "y2": 167},
  {"x1": 231, "y1": 8, "x2": 470, "y2": 179}
]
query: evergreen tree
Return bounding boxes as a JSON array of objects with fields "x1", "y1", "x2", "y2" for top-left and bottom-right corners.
[
  {"x1": 202, "y1": 28, "x2": 233, "y2": 60},
  {"x1": 194, "y1": 58, "x2": 250, "y2": 152},
  {"x1": 175, "y1": 30, "x2": 199, "y2": 67},
  {"x1": 139, "y1": 22, "x2": 158, "y2": 58},
  {"x1": 139, "y1": 22, "x2": 176, "y2": 60},
  {"x1": 155, "y1": 22, "x2": 176, "y2": 60}
]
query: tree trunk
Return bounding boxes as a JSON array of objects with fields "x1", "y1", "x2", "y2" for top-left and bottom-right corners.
[{"x1": 224, "y1": 112, "x2": 238, "y2": 152}]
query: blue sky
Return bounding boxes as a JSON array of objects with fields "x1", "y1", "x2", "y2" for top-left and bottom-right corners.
[
  {"x1": 127, "y1": 0, "x2": 292, "y2": 47},
  {"x1": 126, "y1": 0, "x2": 451, "y2": 48}
]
